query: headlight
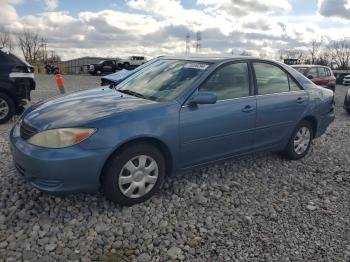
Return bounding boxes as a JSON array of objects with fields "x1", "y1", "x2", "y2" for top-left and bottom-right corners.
[{"x1": 28, "y1": 128, "x2": 96, "y2": 148}]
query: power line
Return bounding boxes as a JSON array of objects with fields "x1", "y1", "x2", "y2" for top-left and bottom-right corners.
[
  {"x1": 185, "y1": 33, "x2": 190, "y2": 55},
  {"x1": 196, "y1": 31, "x2": 201, "y2": 53}
]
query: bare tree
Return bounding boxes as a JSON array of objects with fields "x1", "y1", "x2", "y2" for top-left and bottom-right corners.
[
  {"x1": 308, "y1": 38, "x2": 323, "y2": 64},
  {"x1": 258, "y1": 51, "x2": 268, "y2": 58},
  {"x1": 0, "y1": 31, "x2": 13, "y2": 50},
  {"x1": 16, "y1": 30, "x2": 47, "y2": 64},
  {"x1": 240, "y1": 50, "x2": 251, "y2": 56},
  {"x1": 279, "y1": 48, "x2": 306, "y2": 61},
  {"x1": 47, "y1": 50, "x2": 61, "y2": 64},
  {"x1": 315, "y1": 48, "x2": 333, "y2": 67},
  {"x1": 328, "y1": 39, "x2": 350, "y2": 70}
]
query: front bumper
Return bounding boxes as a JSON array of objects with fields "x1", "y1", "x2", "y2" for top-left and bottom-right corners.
[
  {"x1": 9, "y1": 124, "x2": 112, "y2": 194},
  {"x1": 315, "y1": 111, "x2": 335, "y2": 138}
]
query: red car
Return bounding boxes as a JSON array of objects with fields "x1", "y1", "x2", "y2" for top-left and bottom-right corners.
[{"x1": 291, "y1": 65, "x2": 336, "y2": 91}]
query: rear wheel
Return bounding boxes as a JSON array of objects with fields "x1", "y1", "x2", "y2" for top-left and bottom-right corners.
[
  {"x1": 0, "y1": 93, "x2": 15, "y2": 124},
  {"x1": 123, "y1": 62, "x2": 130, "y2": 69},
  {"x1": 102, "y1": 143, "x2": 165, "y2": 206},
  {"x1": 283, "y1": 120, "x2": 313, "y2": 160}
]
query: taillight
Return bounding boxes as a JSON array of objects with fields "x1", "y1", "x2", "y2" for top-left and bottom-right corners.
[{"x1": 331, "y1": 94, "x2": 335, "y2": 111}]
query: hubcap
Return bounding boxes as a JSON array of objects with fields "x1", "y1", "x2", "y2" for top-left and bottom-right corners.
[
  {"x1": 293, "y1": 126, "x2": 311, "y2": 155},
  {"x1": 118, "y1": 155, "x2": 159, "y2": 199},
  {"x1": 0, "y1": 98, "x2": 9, "y2": 120}
]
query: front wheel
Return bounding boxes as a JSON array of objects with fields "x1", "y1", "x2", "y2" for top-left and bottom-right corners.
[
  {"x1": 102, "y1": 143, "x2": 165, "y2": 206},
  {"x1": 283, "y1": 120, "x2": 313, "y2": 160},
  {"x1": 0, "y1": 93, "x2": 15, "y2": 124}
]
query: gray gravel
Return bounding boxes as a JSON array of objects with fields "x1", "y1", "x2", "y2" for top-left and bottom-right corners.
[{"x1": 0, "y1": 75, "x2": 349, "y2": 261}]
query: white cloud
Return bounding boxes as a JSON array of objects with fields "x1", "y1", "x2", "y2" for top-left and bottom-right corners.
[
  {"x1": 0, "y1": 0, "x2": 348, "y2": 60},
  {"x1": 0, "y1": 0, "x2": 22, "y2": 24},
  {"x1": 43, "y1": 0, "x2": 58, "y2": 11},
  {"x1": 197, "y1": 0, "x2": 292, "y2": 17},
  {"x1": 318, "y1": 0, "x2": 350, "y2": 21}
]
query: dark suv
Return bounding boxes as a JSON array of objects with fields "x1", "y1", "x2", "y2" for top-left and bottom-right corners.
[
  {"x1": 87, "y1": 60, "x2": 119, "y2": 76},
  {"x1": 0, "y1": 48, "x2": 35, "y2": 123},
  {"x1": 292, "y1": 65, "x2": 336, "y2": 91}
]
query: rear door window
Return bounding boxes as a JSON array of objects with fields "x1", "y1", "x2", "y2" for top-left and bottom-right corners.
[
  {"x1": 318, "y1": 67, "x2": 326, "y2": 77},
  {"x1": 254, "y1": 62, "x2": 289, "y2": 95},
  {"x1": 308, "y1": 68, "x2": 318, "y2": 78}
]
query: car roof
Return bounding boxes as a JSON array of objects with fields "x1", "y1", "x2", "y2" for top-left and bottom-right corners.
[
  {"x1": 158, "y1": 55, "x2": 277, "y2": 64},
  {"x1": 291, "y1": 64, "x2": 330, "y2": 68}
]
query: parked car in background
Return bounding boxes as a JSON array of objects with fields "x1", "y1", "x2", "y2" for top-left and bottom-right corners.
[
  {"x1": 291, "y1": 65, "x2": 336, "y2": 91},
  {"x1": 88, "y1": 56, "x2": 148, "y2": 76},
  {"x1": 118, "y1": 56, "x2": 147, "y2": 69},
  {"x1": 343, "y1": 75, "x2": 350, "y2": 86},
  {"x1": 87, "y1": 59, "x2": 119, "y2": 76},
  {"x1": 44, "y1": 64, "x2": 59, "y2": 74},
  {"x1": 10, "y1": 56, "x2": 334, "y2": 205},
  {"x1": 0, "y1": 48, "x2": 35, "y2": 124},
  {"x1": 343, "y1": 88, "x2": 350, "y2": 113},
  {"x1": 101, "y1": 57, "x2": 161, "y2": 86}
]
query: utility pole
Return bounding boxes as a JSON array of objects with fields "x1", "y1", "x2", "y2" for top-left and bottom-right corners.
[
  {"x1": 196, "y1": 31, "x2": 201, "y2": 53},
  {"x1": 185, "y1": 33, "x2": 190, "y2": 55}
]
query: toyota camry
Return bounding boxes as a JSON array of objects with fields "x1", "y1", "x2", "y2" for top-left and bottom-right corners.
[{"x1": 10, "y1": 56, "x2": 335, "y2": 205}]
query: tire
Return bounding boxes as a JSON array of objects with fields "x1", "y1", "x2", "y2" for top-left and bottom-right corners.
[
  {"x1": 346, "y1": 108, "x2": 350, "y2": 114},
  {"x1": 95, "y1": 70, "x2": 102, "y2": 76},
  {"x1": 123, "y1": 62, "x2": 130, "y2": 69},
  {"x1": 102, "y1": 143, "x2": 166, "y2": 206},
  {"x1": 283, "y1": 120, "x2": 313, "y2": 160},
  {"x1": 0, "y1": 92, "x2": 15, "y2": 124}
]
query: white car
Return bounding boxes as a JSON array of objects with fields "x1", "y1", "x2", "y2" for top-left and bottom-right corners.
[
  {"x1": 118, "y1": 56, "x2": 147, "y2": 68},
  {"x1": 343, "y1": 75, "x2": 350, "y2": 86}
]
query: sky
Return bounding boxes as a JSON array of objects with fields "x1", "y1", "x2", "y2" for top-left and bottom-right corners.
[{"x1": 1, "y1": 0, "x2": 350, "y2": 60}]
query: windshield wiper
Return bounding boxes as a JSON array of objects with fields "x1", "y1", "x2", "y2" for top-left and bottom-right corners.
[{"x1": 118, "y1": 89, "x2": 147, "y2": 99}]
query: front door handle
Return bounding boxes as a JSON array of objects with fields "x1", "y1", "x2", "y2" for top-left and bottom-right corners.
[
  {"x1": 242, "y1": 105, "x2": 254, "y2": 112},
  {"x1": 296, "y1": 97, "x2": 305, "y2": 104}
]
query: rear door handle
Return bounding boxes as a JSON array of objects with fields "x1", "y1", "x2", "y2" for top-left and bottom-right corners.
[
  {"x1": 296, "y1": 97, "x2": 305, "y2": 104},
  {"x1": 242, "y1": 105, "x2": 254, "y2": 112}
]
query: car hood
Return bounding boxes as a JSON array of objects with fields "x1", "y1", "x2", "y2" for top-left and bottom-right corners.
[
  {"x1": 102, "y1": 69, "x2": 136, "y2": 83},
  {"x1": 23, "y1": 88, "x2": 158, "y2": 130}
]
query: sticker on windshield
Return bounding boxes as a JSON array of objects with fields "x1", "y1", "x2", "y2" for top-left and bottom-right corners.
[{"x1": 184, "y1": 63, "x2": 209, "y2": 70}]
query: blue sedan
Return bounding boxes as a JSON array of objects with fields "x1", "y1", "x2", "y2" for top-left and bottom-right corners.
[{"x1": 10, "y1": 57, "x2": 335, "y2": 205}]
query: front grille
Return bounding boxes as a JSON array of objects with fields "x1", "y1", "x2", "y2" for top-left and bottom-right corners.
[{"x1": 20, "y1": 121, "x2": 38, "y2": 140}]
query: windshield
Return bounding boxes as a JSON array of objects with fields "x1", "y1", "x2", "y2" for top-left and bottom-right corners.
[
  {"x1": 106, "y1": 58, "x2": 160, "y2": 83},
  {"x1": 118, "y1": 59, "x2": 210, "y2": 101}
]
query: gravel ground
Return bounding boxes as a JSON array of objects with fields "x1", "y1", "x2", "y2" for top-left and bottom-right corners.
[{"x1": 0, "y1": 75, "x2": 349, "y2": 261}]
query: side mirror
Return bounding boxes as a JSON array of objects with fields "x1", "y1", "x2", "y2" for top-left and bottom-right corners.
[
  {"x1": 307, "y1": 75, "x2": 314, "y2": 80},
  {"x1": 189, "y1": 92, "x2": 217, "y2": 106}
]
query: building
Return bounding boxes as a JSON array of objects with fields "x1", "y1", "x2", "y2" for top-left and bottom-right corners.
[{"x1": 56, "y1": 57, "x2": 112, "y2": 74}]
